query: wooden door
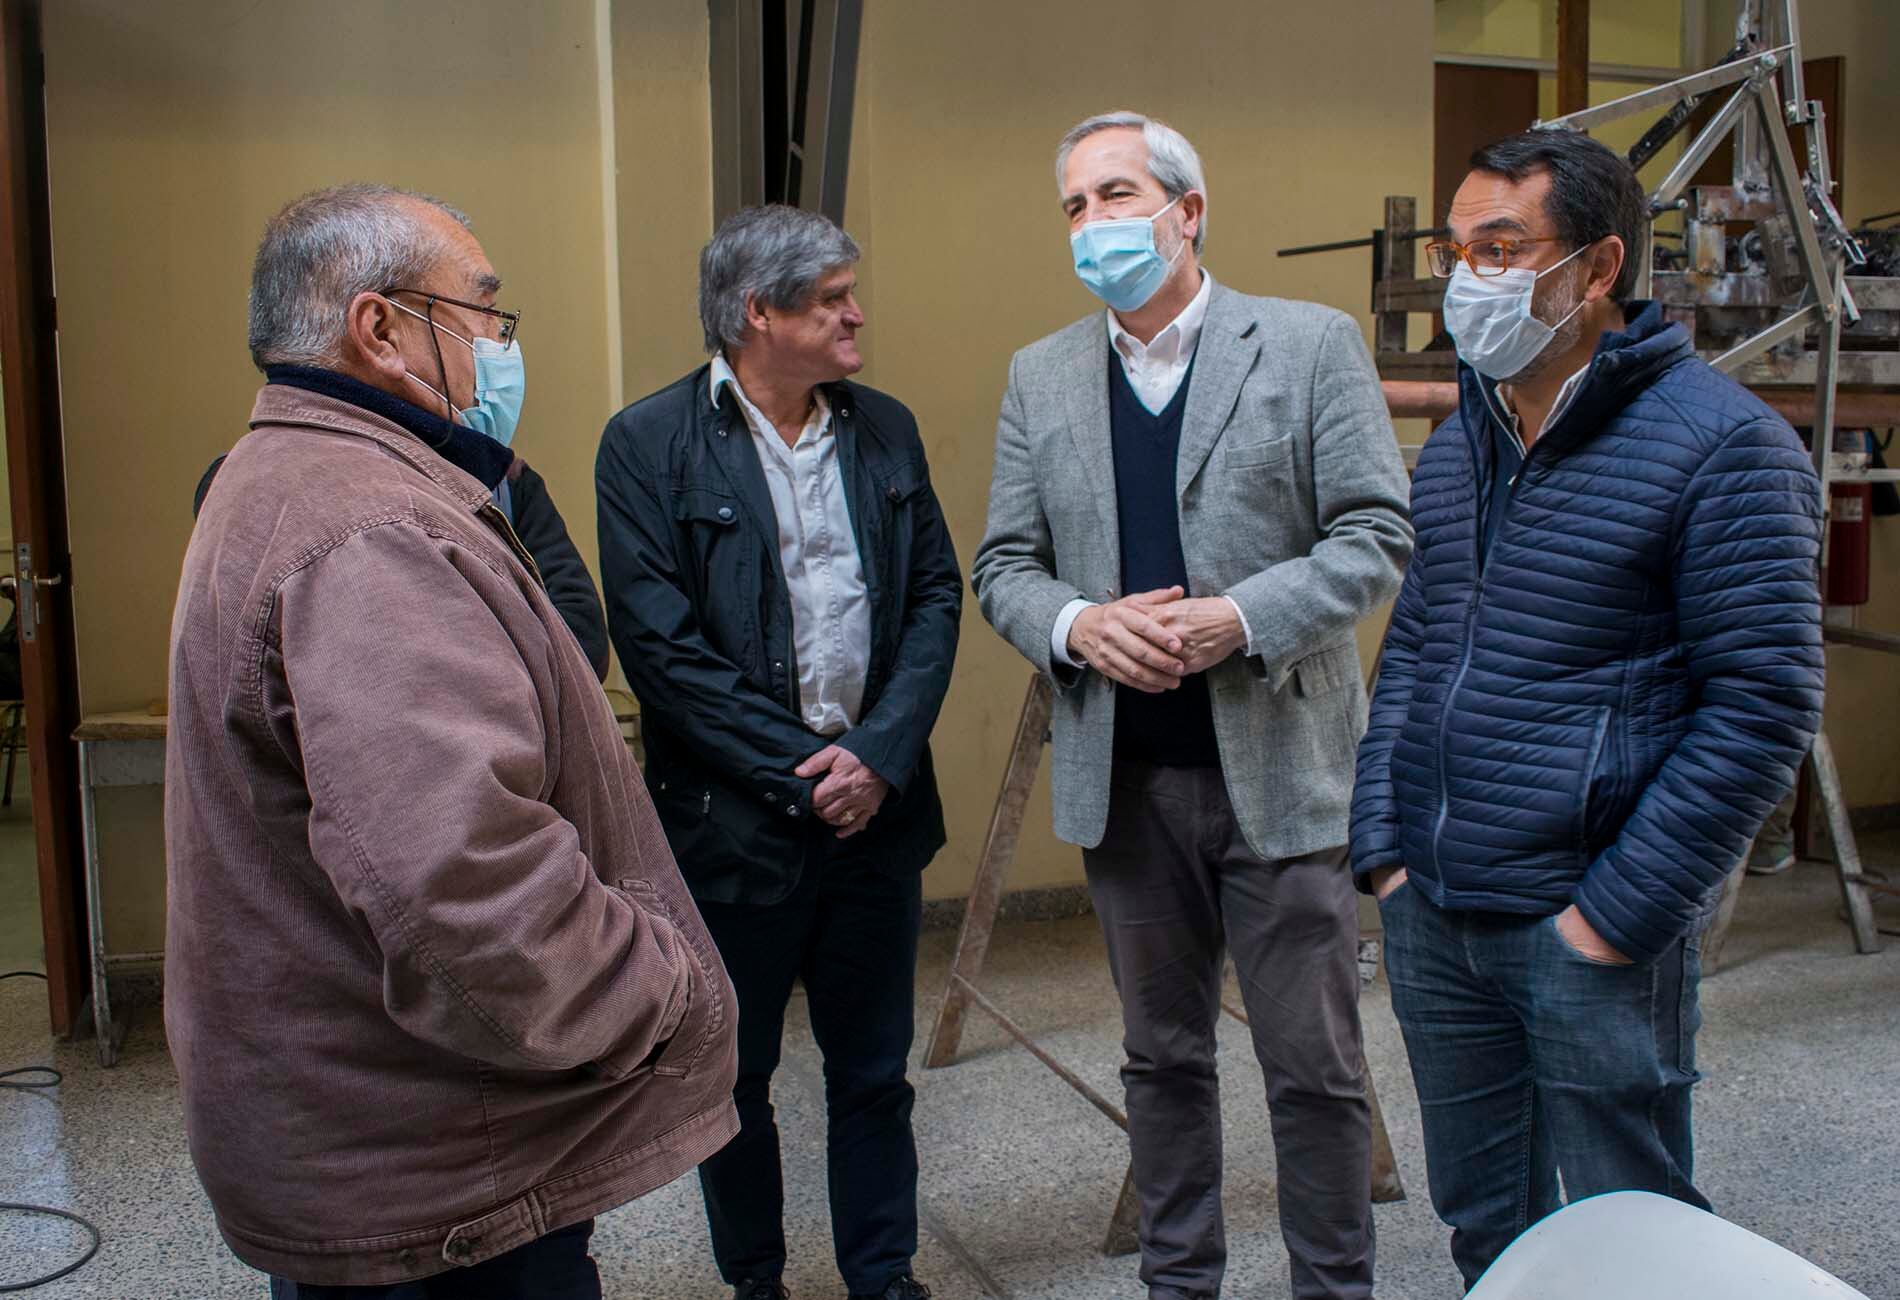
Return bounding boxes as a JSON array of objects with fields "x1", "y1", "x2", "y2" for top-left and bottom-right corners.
[
  {"x1": 0, "y1": 0, "x2": 86, "y2": 1036},
  {"x1": 1435, "y1": 63, "x2": 1542, "y2": 226}
]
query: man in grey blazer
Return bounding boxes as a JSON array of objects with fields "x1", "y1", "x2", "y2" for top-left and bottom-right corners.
[{"x1": 972, "y1": 111, "x2": 1412, "y2": 1300}]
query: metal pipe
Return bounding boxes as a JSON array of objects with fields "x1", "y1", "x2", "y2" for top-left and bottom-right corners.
[
  {"x1": 1653, "y1": 77, "x2": 1761, "y2": 209},
  {"x1": 1536, "y1": 47, "x2": 1791, "y2": 134},
  {"x1": 1713, "y1": 302, "x2": 1820, "y2": 373}
]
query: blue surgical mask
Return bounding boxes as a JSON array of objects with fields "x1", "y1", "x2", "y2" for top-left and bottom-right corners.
[
  {"x1": 391, "y1": 301, "x2": 527, "y2": 447},
  {"x1": 1070, "y1": 196, "x2": 1183, "y2": 313},
  {"x1": 1442, "y1": 242, "x2": 1590, "y2": 381}
]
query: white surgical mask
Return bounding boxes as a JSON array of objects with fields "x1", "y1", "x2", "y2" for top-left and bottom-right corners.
[
  {"x1": 1070, "y1": 197, "x2": 1184, "y2": 313},
  {"x1": 1442, "y1": 242, "x2": 1591, "y2": 381}
]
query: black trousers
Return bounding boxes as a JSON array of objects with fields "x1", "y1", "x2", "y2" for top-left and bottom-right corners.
[
  {"x1": 268, "y1": 1221, "x2": 598, "y2": 1298},
  {"x1": 694, "y1": 846, "x2": 923, "y2": 1294}
]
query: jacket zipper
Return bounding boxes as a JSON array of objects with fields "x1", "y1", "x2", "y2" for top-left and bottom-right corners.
[{"x1": 1427, "y1": 377, "x2": 1583, "y2": 883}]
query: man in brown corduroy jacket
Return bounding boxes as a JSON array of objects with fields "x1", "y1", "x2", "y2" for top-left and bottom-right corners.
[{"x1": 165, "y1": 184, "x2": 738, "y2": 1297}]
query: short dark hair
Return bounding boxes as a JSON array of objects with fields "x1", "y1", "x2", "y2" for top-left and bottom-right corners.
[{"x1": 1468, "y1": 130, "x2": 1649, "y2": 304}]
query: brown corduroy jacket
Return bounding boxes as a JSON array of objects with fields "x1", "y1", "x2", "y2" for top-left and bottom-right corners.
[{"x1": 164, "y1": 384, "x2": 738, "y2": 1286}]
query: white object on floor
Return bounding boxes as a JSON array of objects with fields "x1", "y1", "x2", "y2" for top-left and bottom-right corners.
[{"x1": 1466, "y1": 1191, "x2": 1870, "y2": 1300}]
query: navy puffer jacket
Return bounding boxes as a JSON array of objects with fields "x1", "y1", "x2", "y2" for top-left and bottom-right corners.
[{"x1": 1350, "y1": 304, "x2": 1824, "y2": 963}]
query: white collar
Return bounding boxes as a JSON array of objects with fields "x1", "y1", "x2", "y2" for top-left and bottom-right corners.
[
  {"x1": 709, "y1": 352, "x2": 830, "y2": 439},
  {"x1": 708, "y1": 352, "x2": 745, "y2": 410},
  {"x1": 1496, "y1": 361, "x2": 1591, "y2": 453},
  {"x1": 1107, "y1": 270, "x2": 1212, "y2": 363}
]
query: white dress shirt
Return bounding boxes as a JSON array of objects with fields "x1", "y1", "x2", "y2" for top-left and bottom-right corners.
[
  {"x1": 1496, "y1": 362, "x2": 1591, "y2": 453},
  {"x1": 1049, "y1": 272, "x2": 1254, "y2": 668},
  {"x1": 711, "y1": 354, "x2": 871, "y2": 737}
]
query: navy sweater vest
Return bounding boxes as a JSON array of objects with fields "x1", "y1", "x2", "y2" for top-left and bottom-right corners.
[{"x1": 1107, "y1": 349, "x2": 1220, "y2": 767}]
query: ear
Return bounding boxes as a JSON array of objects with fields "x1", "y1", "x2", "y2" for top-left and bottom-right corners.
[
  {"x1": 343, "y1": 290, "x2": 407, "y2": 383},
  {"x1": 1177, "y1": 190, "x2": 1206, "y2": 250},
  {"x1": 742, "y1": 291, "x2": 773, "y2": 341},
  {"x1": 1583, "y1": 235, "x2": 1625, "y2": 304}
]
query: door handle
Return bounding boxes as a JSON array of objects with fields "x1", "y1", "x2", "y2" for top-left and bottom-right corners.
[{"x1": 14, "y1": 543, "x2": 62, "y2": 642}]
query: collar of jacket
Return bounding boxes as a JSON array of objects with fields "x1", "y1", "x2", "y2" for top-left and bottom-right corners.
[
  {"x1": 261, "y1": 363, "x2": 515, "y2": 491},
  {"x1": 247, "y1": 382, "x2": 497, "y2": 516},
  {"x1": 1454, "y1": 300, "x2": 1695, "y2": 461},
  {"x1": 691, "y1": 363, "x2": 886, "y2": 601}
]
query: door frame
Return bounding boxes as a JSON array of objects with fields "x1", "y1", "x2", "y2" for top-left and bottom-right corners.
[{"x1": 0, "y1": 0, "x2": 87, "y2": 1036}]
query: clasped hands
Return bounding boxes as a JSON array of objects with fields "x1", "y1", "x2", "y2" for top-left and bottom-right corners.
[
  {"x1": 795, "y1": 744, "x2": 888, "y2": 839},
  {"x1": 1067, "y1": 586, "x2": 1246, "y2": 692}
]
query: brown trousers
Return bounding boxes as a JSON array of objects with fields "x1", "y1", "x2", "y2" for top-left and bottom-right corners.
[{"x1": 1083, "y1": 762, "x2": 1374, "y2": 1300}]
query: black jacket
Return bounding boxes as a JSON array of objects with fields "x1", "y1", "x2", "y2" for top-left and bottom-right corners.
[
  {"x1": 502, "y1": 460, "x2": 610, "y2": 679},
  {"x1": 596, "y1": 366, "x2": 962, "y2": 905}
]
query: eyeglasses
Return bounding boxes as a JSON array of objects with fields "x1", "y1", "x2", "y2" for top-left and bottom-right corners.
[
  {"x1": 1424, "y1": 237, "x2": 1566, "y2": 278},
  {"x1": 382, "y1": 287, "x2": 521, "y2": 348}
]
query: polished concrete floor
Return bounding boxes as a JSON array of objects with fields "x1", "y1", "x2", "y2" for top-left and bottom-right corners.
[{"x1": 2, "y1": 840, "x2": 1896, "y2": 1299}]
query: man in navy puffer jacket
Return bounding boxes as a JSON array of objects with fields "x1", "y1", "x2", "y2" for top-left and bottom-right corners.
[{"x1": 1351, "y1": 130, "x2": 1823, "y2": 1286}]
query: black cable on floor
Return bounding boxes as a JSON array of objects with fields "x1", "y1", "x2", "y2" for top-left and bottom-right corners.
[{"x1": 0, "y1": 970, "x2": 103, "y2": 1292}]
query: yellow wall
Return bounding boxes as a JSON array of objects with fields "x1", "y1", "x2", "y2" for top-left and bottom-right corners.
[
  {"x1": 45, "y1": 1, "x2": 1893, "y2": 945},
  {"x1": 1436, "y1": 0, "x2": 1684, "y2": 66},
  {"x1": 43, "y1": 0, "x2": 1433, "y2": 932}
]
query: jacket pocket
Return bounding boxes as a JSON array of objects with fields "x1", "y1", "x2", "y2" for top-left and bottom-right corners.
[
  {"x1": 1225, "y1": 432, "x2": 1294, "y2": 469},
  {"x1": 672, "y1": 486, "x2": 743, "y2": 530},
  {"x1": 1293, "y1": 641, "x2": 1360, "y2": 698},
  {"x1": 1575, "y1": 705, "x2": 1612, "y2": 860},
  {"x1": 616, "y1": 878, "x2": 726, "y2": 1079}
]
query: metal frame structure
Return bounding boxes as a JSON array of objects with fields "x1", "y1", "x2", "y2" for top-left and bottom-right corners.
[{"x1": 710, "y1": 0, "x2": 862, "y2": 227}]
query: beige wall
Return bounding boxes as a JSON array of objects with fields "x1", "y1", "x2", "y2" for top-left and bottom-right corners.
[
  {"x1": 45, "y1": 0, "x2": 619, "y2": 948},
  {"x1": 44, "y1": 1, "x2": 1896, "y2": 943}
]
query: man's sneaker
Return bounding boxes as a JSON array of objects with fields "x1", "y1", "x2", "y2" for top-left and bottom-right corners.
[
  {"x1": 734, "y1": 1282, "x2": 789, "y2": 1300},
  {"x1": 848, "y1": 1276, "x2": 931, "y2": 1300},
  {"x1": 1747, "y1": 838, "x2": 1796, "y2": 876}
]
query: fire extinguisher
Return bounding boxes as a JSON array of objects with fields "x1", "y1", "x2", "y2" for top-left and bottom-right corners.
[{"x1": 1827, "y1": 435, "x2": 1871, "y2": 607}]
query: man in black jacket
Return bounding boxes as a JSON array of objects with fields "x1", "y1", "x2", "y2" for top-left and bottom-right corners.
[{"x1": 596, "y1": 205, "x2": 960, "y2": 1300}]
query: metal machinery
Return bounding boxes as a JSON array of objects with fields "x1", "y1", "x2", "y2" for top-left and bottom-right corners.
[{"x1": 1297, "y1": 0, "x2": 1899, "y2": 954}]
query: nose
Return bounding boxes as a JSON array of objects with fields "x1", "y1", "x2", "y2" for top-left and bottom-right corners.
[{"x1": 842, "y1": 295, "x2": 865, "y2": 328}]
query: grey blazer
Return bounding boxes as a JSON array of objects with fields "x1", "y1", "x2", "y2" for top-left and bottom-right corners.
[{"x1": 971, "y1": 278, "x2": 1413, "y2": 860}]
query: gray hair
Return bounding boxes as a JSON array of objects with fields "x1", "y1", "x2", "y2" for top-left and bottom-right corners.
[
  {"x1": 698, "y1": 205, "x2": 860, "y2": 353},
  {"x1": 247, "y1": 183, "x2": 470, "y2": 371},
  {"x1": 1055, "y1": 110, "x2": 1208, "y2": 254}
]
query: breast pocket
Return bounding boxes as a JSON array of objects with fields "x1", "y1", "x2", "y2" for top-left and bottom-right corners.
[
  {"x1": 670, "y1": 486, "x2": 757, "y2": 657},
  {"x1": 1224, "y1": 432, "x2": 1294, "y2": 469},
  {"x1": 868, "y1": 459, "x2": 927, "y2": 581}
]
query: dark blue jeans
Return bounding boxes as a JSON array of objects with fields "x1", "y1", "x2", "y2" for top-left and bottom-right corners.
[
  {"x1": 1378, "y1": 883, "x2": 1708, "y2": 1289},
  {"x1": 268, "y1": 1220, "x2": 598, "y2": 1298},
  {"x1": 693, "y1": 848, "x2": 923, "y2": 1295}
]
